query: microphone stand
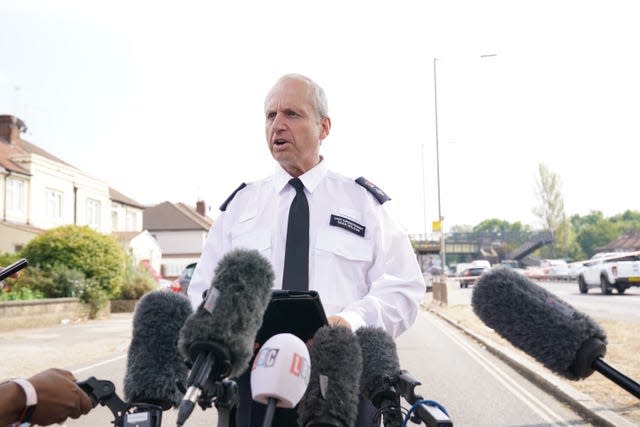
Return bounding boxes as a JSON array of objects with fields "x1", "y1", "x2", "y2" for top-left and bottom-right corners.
[
  {"x1": 593, "y1": 359, "x2": 640, "y2": 399},
  {"x1": 574, "y1": 337, "x2": 640, "y2": 399},
  {"x1": 177, "y1": 342, "x2": 235, "y2": 427},
  {"x1": 78, "y1": 377, "x2": 164, "y2": 427},
  {"x1": 212, "y1": 380, "x2": 239, "y2": 427},
  {"x1": 262, "y1": 397, "x2": 277, "y2": 427},
  {"x1": 396, "y1": 370, "x2": 452, "y2": 427}
]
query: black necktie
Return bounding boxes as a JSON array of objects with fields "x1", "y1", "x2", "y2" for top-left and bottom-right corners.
[{"x1": 282, "y1": 178, "x2": 309, "y2": 291}]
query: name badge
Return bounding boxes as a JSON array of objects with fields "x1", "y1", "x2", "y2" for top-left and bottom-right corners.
[{"x1": 330, "y1": 214, "x2": 365, "y2": 237}]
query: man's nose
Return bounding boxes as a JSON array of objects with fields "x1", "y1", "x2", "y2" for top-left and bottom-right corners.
[{"x1": 271, "y1": 112, "x2": 287, "y2": 130}]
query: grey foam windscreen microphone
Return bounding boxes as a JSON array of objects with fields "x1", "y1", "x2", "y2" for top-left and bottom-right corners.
[
  {"x1": 471, "y1": 268, "x2": 607, "y2": 380},
  {"x1": 123, "y1": 290, "x2": 193, "y2": 409},
  {"x1": 177, "y1": 248, "x2": 274, "y2": 378},
  {"x1": 297, "y1": 326, "x2": 362, "y2": 427},
  {"x1": 356, "y1": 326, "x2": 401, "y2": 406}
]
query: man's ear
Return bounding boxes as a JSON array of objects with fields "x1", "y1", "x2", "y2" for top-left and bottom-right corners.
[{"x1": 319, "y1": 117, "x2": 331, "y2": 140}]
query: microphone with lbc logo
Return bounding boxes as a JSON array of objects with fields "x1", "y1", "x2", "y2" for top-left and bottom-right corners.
[{"x1": 251, "y1": 333, "x2": 311, "y2": 427}]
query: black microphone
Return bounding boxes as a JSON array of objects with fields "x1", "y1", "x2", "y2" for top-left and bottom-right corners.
[
  {"x1": 472, "y1": 268, "x2": 640, "y2": 398},
  {"x1": 176, "y1": 249, "x2": 274, "y2": 425},
  {"x1": 297, "y1": 326, "x2": 362, "y2": 427},
  {"x1": 355, "y1": 326, "x2": 403, "y2": 425},
  {"x1": 356, "y1": 327, "x2": 453, "y2": 427},
  {"x1": 123, "y1": 290, "x2": 193, "y2": 423}
]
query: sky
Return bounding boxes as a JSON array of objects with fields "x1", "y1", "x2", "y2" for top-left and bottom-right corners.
[{"x1": 1, "y1": 1, "x2": 639, "y2": 236}]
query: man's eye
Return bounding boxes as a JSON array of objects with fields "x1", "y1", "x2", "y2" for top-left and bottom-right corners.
[
  {"x1": 286, "y1": 111, "x2": 298, "y2": 117},
  {"x1": 266, "y1": 112, "x2": 276, "y2": 120}
]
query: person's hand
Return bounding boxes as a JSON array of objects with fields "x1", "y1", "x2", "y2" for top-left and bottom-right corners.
[
  {"x1": 28, "y1": 368, "x2": 93, "y2": 426},
  {"x1": 0, "y1": 263, "x2": 22, "y2": 279},
  {"x1": 327, "y1": 315, "x2": 351, "y2": 330}
]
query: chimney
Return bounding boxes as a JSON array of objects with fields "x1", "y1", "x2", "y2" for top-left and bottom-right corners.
[
  {"x1": 196, "y1": 200, "x2": 206, "y2": 216},
  {"x1": 0, "y1": 115, "x2": 27, "y2": 145}
]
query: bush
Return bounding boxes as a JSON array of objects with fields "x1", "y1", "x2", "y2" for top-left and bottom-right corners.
[
  {"x1": 7, "y1": 265, "x2": 53, "y2": 296},
  {"x1": 21, "y1": 225, "x2": 127, "y2": 297},
  {"x1": 46, "y1": 263, "x2": 86, "y2": 298},
  {"x1": 78, "y1": 277, "x2": 110, "y2": 318},
  {"x1": 0, "y1": 265, "x2": 45, "y2": 301},
  {"x1": 0, "y1": 286, "x2": 43, "y2": 301},
  {"x1": 0, "y1": 252, "x2": 21, "y2": 269},
  {"x1": 118, "y1": 263, "x2": 157, "y2": 300}
]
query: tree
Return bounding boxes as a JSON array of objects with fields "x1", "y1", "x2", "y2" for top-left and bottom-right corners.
[
  {"x1": 473, "y1": 218, "x2": 532, "y2": 235},
  {"x1": 21, "y1": 225, "x2": 127, "y2": 298},
  {"x1": 570, "y1": 211, "x2": 618, "y2": 258},
  {"x1": 533, "y1": 163, "x2": 569, "y2": 258}
]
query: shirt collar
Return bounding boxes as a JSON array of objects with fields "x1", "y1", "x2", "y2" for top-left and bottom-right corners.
[{"x1": 273, "y1": 156, "x2": 328, "y2": 194}]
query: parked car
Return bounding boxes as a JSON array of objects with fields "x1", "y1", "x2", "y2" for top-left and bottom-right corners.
[
  {"x1": 458, "y1": 266, "x2": 490, "y2": 288},
  {"x1": 577, "y1": 251, "x2": 640, "y2": 294},
  {"x1": 170, "y1": 262, "x2": 197, "y2": 294}
]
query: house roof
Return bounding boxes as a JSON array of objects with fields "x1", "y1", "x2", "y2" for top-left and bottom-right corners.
[
  {"x1": 0, "y1": 220, "x2": 44, "y2": 234},
  {"x1": 19, "y1": 138, "x2": 77, "y2": 169},
  {"x1": 0, "y1": 133, "x2": 31, "y2": 175},
  {"x1": 109, "y1": 188, "x2": 145, "y2": 209},
  {"x1": 143, "y1": 201, "x2": 213, "y2": 231},
  {"x1": 597, "y1": 231, "x2": 640, "y2": 252},
  {"x1": 0, "y1": 116, "x2": 143, "y2": 209},
  {"x1": 112, "y1": 231, "x2": 143, "y2": 242}
]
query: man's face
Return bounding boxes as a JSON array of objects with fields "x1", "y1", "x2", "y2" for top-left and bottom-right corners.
[{"x1": 264, "y1": 78, "x2": 331, "y2": 177}]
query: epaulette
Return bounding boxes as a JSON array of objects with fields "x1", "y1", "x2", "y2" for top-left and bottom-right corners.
[
  {"x1": 355, "y1": 177, "x2": 390, "y2": 204},
  {"x1": 219, "y1": 183, "x2": 247, "y2": 211}
]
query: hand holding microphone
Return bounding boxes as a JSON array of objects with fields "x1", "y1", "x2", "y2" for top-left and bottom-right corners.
[
  {"x1": 472, "y1": 268, "x2": 640, "y2": 398},
  {"x1": 251, "y1": 333, "x2": 311, "y2": 427}
]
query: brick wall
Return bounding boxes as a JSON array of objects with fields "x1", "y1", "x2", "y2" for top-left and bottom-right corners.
[{"x1": 0, "y1": 298, "x2": 111, "y2": 331}]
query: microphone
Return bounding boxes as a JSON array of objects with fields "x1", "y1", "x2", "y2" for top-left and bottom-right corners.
[
  {"x1": 251, "y1": 333, "x2": 311, "y2": 427},
  {"x1": 176, "y1": 249, "x2": 274, "y2": 425},
  {"x1": 357, "y1": 326, "x2": 453, "y2": 427},
  {"x1": 472, "y1": 268, "x2": 640, "y2": 398},
  {"x1": 122, "y1": 290, "x2": 193, "y2": 423},
  {"x1": 297, "y1": 326, "x2": 362, "y2": 427},
  {"x1": 355, "y1": 326, "x2": 403, "y2": 425}
]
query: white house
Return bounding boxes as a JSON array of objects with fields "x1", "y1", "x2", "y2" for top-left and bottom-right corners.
[
  {"x1": 143, "y1": 201, "x2": 214, "y2": 279},
  {"x1": 0, "y1": 114, "x2": 156, "y2": 271}
]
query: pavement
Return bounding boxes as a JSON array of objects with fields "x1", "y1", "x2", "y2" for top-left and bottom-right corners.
[{"x1": 424, "y1": 283, "x2": 636, "y2": 427}]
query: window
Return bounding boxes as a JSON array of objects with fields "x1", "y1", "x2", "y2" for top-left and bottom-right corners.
[
  {"x1": 86, "y1": 198, "x2": 101, "y2": 229},
  {"x1": 6, "y1": 178, "x2": 25, "y2": 215},
  {"x1": 126, "y1": 211, "x2": 137, "y2": 231},
  {"x1": 112, "y1": 210, "x2": 118, "y2": 231},
  {"x1": 45, "y1": 189, "x2": 63, "y2": 220}
]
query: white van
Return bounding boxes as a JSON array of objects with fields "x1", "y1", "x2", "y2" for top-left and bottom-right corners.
[{"x1": 470, "y1": 260, "x2": 491, "y2": 270}]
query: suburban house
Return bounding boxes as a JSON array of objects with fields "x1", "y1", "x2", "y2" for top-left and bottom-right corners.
[
  {"x1": 596, "y1": 231, "x2": 640, "y2": 253},
  {"x1": 0, "y1": 114, "x2": 160, "y2": 273},
  {"x1": 143, "y1": 201, "x2": 213, "y2": 279}
]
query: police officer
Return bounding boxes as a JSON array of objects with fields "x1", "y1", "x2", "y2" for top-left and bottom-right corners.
[{"x1": 188, "y1": 74, "x2": 425, "y2": 426}]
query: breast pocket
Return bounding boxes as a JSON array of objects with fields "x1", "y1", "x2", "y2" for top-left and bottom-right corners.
[
  {"x1": 231, "y1": 230, "x2": 272, "y2": 259},
  {"x1": 313, "y1": 227, "x2": 373, "y2": 314}
]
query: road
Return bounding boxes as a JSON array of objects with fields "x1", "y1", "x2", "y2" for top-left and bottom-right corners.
[
  {"x1": 1, "y1": 308, "x2": 596, "y2": 426},
  {"x1": 60, "y1": 311, "x2": 591, "y2": 427},
  {"x1": 450, "y1": 277, "x2": 640, "y2": 323},
  {"x1": 541, "y1": 280, "x2": 640, "y2": 323}
]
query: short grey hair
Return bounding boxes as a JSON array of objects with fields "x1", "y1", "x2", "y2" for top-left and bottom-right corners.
[{"x1": 268, "y1": 73, "x2": 329, "y2": 120}]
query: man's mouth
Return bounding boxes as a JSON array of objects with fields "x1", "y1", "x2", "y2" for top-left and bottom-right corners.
[{"x1": 274, "y1": 138, "x2": 289, "y2": 146}]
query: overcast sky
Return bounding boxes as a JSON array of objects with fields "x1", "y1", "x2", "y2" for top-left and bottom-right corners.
[{"x1": 1, "y1": 1, "x2": 639, "y2": 235}]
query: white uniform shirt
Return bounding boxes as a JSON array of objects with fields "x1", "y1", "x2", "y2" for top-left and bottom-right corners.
[{"x1": 188, "y1": 159, "x2": 425, "y2": 338}]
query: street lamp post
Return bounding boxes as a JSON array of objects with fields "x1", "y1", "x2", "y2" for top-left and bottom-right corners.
[
  {"x1": 433, "y1": 58, "x2": 445, "y2": 280},
  {"x1": 432, "y1": 54, "x2": 497, "y2": 281}
]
